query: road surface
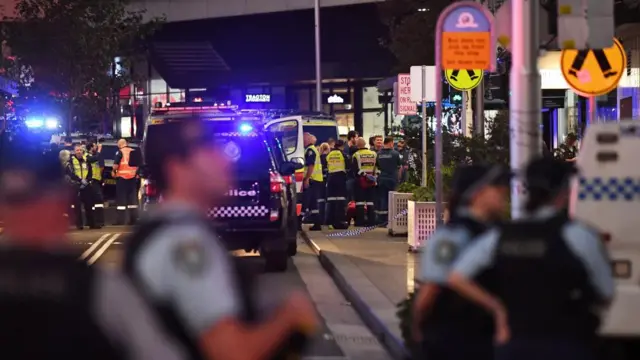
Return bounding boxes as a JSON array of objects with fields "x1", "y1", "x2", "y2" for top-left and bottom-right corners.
[{"x1": 70, "y1": 225, "x2": 392, "y2": 360}]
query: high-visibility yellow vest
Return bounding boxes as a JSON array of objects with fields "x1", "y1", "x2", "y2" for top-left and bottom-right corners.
[
  {"x1": 353, "y1": 149, "x2": 377, "y2": 175},
  {"x1": 326, "y1": 149, "x2": 346, "y2": 173},
  {"x1": 304, "y1": 145, "x2": 324, "y2": 182},
  {"x1": 90, "y1": 160, "x2": 102, "y2": 181},
  {"x1": 71, "y1": 156, "x2": 89, "y2": 180}
]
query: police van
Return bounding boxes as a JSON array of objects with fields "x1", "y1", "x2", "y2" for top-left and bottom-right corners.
[
  {"x1": 263, "y1": 112, "x2": 340, "y2": 210},
  {"x1": 142, "y1": 103, "x2": 303, "y2": 272},
  {"x1": 570, "y1": 120, "x2": 640, "y2": 352}
]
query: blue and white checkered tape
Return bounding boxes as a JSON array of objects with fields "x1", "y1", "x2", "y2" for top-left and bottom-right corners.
[{"x1": 578, "y1": 177, "x2": 640, "y2": 201}]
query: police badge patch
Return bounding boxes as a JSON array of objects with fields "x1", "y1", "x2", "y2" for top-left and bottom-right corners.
[
  {"x1": 435, "y1": 240, "x2": 458, "y2": 264},
  {"x1": 173, "y1": 240, "x2": 209, "y2": 275}
]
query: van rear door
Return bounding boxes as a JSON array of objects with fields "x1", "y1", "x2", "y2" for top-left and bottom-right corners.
[{"x1": 265, "y1": 118, "x2": 304, "y2": 194}]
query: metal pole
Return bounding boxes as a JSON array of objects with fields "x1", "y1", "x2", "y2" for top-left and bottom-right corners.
[
  {"x1": 421, "y1": 65, "x2": 428, "y2": 187},
  {"x1": 588, "y1": 96, "x2": 596, "y2": 124},
  {"x1": 462, "y1": 90, "x2": 468, "y2": 136},
  {"x1": 314, "y1": 0, "x2": 322, "y2": 112},
  {"x1": 510, "y1": 0, "x2": 542, "y2": 219},
  {"x1": 434, "y1": 69, "x2": 443, "y2": 225},
  {"x1": 475, "y1": 79, "x2": 485, "y2": 136}
]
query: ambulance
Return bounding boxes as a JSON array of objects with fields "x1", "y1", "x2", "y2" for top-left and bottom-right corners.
[
  {"x1": 264, "y1": 112, "x2": 340, "y2": 213},
  {"x1": 570, "y1": 120, "x2": 640, "y2": 353}
]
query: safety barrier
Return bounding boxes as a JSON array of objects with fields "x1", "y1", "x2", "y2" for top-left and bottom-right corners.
[
  {"x1": 387, "y1": 192, "x2": 413, "y2": 236},
  {"x1": 407, "y1": 201, "x2": 448, "y2": 252}
]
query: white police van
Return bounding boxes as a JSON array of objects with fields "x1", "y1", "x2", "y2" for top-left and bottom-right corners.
[{"x1": 570, "y1": 120, "x2": 640, "y2": 354}]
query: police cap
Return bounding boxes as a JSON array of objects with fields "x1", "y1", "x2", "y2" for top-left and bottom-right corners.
[
  {"x1": 525, "y1": 157, "x2": 576, "y2": 193},
  {"x1": 452, "y1": 164, "x2": 511, "y2": 202},
  {"x1": 0, "y1": 134, "x2": 66, "y2": 203}
]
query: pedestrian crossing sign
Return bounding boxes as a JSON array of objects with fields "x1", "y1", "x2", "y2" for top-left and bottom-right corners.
[
  {"x1": 560, "y1": 38, "x2": 626, "y2": 97},
  {"x1": 444, "y1": 69, "x2": 484, "y2": 91}
]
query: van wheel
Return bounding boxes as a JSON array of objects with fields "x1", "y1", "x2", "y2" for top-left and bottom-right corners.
[{"x1": 264, "y1": 250, "x2": 288, "y2": 272}]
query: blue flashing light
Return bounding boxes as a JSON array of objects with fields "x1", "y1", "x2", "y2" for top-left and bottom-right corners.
[
  {"x1": 239, "y1": 123, "x2": 253, "y2": 133},
  {"x1": 45, "y1": 117, "x2": 58, "y2": 129},
  {"x1": 25, "y1": 117, "x2": 44, "y2": 128}
]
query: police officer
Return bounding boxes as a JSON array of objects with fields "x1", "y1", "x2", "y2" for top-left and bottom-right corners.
[
  {"x1": 66, "y1": 144, "x2": 97, "y2": 229},
  {"x1": 303, "y1": 133, "x2": 323, "y2": 231},
  {"x1": 0, "y1": 144, "x2": 185, "y2": 360},
  {"x1": 123, "y1": 118, "x2": 319, "y2": 360},
  {"x1": 325, "y1": 140, "x2": 349, "y2": 229},
  {"x1": 447, "y1": 157, "x2": 614, "y2": 360},
  {"x1": 412, "y1": 164, "x2": 510, "y2": 360},
  {"x1": 351, "y1": 138, "x2": 377, "y2": 226},
  {"x1": 86, "y1": 142, "x2": 105, "y2": 227},
  {"x1": 113, "y1": 139, "x2": 139, "y2": 225},
  {"x1": 375, "y1": 137, "x2": 402, "y2": 223},
  {"x1": 554, "y1": 133, "x2": 579, "y2": 162},
  {"x1": 396, "y1": 140, "x2": 409, "y2": 183},
  {"x1": 318, "y1": 142, "x2": 331, "y2": 225}
]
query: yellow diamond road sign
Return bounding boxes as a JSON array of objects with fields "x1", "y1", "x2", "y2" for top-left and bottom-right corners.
[
  {"x1": 445, "y1": 69, "x2": 484, "y2": 91},
  {"x1": 560, "y1": 38, "x2": 626, "y2": 97}
]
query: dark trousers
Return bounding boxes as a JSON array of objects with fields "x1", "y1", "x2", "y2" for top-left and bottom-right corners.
[
  {"x1": 496, "y1": 337, "x2": 596, "y2": 360},
  {"x1": 346, "y1": 178, "x2": 355, "y2": 202},
  {"x1": 303, "y1": 180, "x2": 322, "y2": 226},
  {"x1": 326, "y1": 173, "x2": 347, "y2": 227},
  {"x1": 354, "y1": 179, "x2": 376, "y2": 226},
  {"x1": 318, "y1": 180, "x2": 327, "y2": 225},
  {"x1": 90, "y1": 180, "x2": 104, "y2": 226},
  {"x1": 375, "y1": 177, "x2": 397, "y2": 223},
  {"x1": 115, "y1": 177, "x2": 138, "y2": 225},
  {"x1": 74, "y1": 186, "x2": 95, "y2": 229},
  {"x1": 420, "y1": 333, "x2": 493, "y2": 360}
]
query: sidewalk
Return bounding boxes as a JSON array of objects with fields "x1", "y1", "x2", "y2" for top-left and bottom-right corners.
[{"x1": 302, "y1": 226, "x2": 419, "y2": 360}]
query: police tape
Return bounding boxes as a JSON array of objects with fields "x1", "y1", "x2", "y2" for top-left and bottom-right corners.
[{"x1": 325, "y1": 209, "x2": 408, "y2": 238}]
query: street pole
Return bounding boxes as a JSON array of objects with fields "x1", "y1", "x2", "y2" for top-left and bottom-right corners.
[
  {"x1": 475, "y1": 79, "x2": 485, "y2": 136},
  {"x1": 421, "y1": 65, "x2": 428, "y2": 187},
  {"x1": 314, "y1": 0, "x2": 322, "y2": 112},
  {"x1": 510, "y1": 0, "x2": 542, "y2": 219}
]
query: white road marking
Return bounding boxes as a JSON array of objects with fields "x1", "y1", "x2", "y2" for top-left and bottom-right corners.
[
  {"x1": 78, "y1": 233, "x2": 111, "y2": 261},
  {"x1": 87, "y1": 233, "x2": 121, "y2": 265}
]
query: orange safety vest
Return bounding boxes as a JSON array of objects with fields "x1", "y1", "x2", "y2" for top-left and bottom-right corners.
[{"x1": 116, "y1": 147, "x2": 137, "y2": 180}]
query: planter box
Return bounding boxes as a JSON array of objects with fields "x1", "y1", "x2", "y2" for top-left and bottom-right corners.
[
  {"x1": 387, "y1": 191, "x2": 413, "y2": 236},
  {"x1": 407, "y1": 200, "x2": 448, "y2": 251}
]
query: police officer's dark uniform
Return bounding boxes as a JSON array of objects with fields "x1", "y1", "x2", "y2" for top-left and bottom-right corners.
[
  {"x1": 66, "y1": 149, "x2": 97, "y2": 229},
  {"x1": 304, "y1": 142, "x2": 324, "y2": 231},
  {"x1": 86, "y1": 143, "x2": 104, "y2": 227},
  {"x1": 375, "y1": 141, "x2": 402, "y2": 223},
  {"x1": 554, "y1": 133, "x2": 578, "y2": 161},
  {"x1": 325, "y1": 140, "x2": 349, "y2": 229},
  {"x1": 0, "y1": 145, "x2": 185, "y2": 360},
  {"x1": 351, "y1": 145, "x2": 377, "y2": 226},
  {"x1": 450, "y1": 158, "x2": 614, "y2": 360},
  {"x1": 124, "y1": 119, "x2": 314, "y2": 360},
  {"x1": 319, "y1": 148, "x2": 329, "y2": 225},
  {"x1": 417, "y1": 164, "x2": 511, "y2": 360}
]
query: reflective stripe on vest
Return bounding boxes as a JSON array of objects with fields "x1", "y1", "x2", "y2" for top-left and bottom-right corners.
[
  {"x1": 72, "y1": 156, "x2": 88, "y2": 180},
  {"x1": 326, "y1": 149, "x2": 346, "y2": 173},
  {"x1": 91, "y1": 161, "x2": 102, "y2": 181},
  {"x1": 116, "y1": 147, "x2": 137, "y2": 180},
  {"x1": 305, "y1": 145, "x2": 324, "y2": 182},
  {"x1": 354, "y1": 149, "x2": 376, "y2": 174}
]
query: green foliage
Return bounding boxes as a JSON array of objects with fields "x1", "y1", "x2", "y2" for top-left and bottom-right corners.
[
  {"x1": 2, "y1": 0, "x2": 165, "y2": 131},
  {"x1": 411, "y1": 186, "x2": 433, "y2": 202},
  {"x1": 396, "y1": 182, "x2": 419, "y2": 193}
]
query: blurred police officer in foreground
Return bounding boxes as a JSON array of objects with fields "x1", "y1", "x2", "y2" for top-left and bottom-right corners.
[
  {"x1": 325, "y1": 140, "x2": 349, "y2": 229},
  {"x1": 113, "y1": 139, "x2": 139, "y2": 226},
  {"x1": 375, "y1": 136, "x2": 402, "y2": 223},
  {"x1": 303, "y1": 132, "x2": 323, "y2": 231},
  {"x1": 66, "y1": 144, "x2": 97, "y2": 230},
  {"x1": 412, "y1": 164, "x2": 510, "y2": 360},
  {"x1": 351, "y1": 138, "x2": 377, "y2": 226},
  {"x1": 448, "y1": 157, "x2": 614, "y2": 360},
  {"x1": 124, "y1": 118, "x2": 319, "y2": 360},
  {"x1": 0, "y1": 144, "x2": 185, "y2": 360},
  {"x1": 86, "y1": 142, "x2": 105, "y2": 227}
]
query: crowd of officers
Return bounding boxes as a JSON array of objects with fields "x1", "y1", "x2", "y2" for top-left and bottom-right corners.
[
  {"x1": 302, "y1": 130, "x2": 410, "y2": 230},
  {"x1": 0, "y1": 119, "x2": 320, "y2": 359},
  {"x1": 412, "y1": 157, "x2": 614, "y2": 360},
  {"x1": 55, "y1": 137, "x2": 141, "y2": 229}
]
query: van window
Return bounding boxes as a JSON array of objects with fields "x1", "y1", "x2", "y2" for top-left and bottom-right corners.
[
  {"x1": 267, "y1": 120, "x2": 298, "y2": 155},
  {"x1": 303, "y1": 125, "x2": 338, "y2": 144}
]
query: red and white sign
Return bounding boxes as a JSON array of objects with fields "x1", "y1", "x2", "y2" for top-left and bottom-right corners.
[{"x1": 395, "y1": 74, "x2": 414, "y2": 115}]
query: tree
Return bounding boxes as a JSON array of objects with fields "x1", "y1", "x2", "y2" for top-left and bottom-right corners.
[
  {"x1": 378, "y1": 0, "x2": 453, "y2": 72},
  {"x1": 2, "y1": 0, "x2": 164, "y2": 133}
]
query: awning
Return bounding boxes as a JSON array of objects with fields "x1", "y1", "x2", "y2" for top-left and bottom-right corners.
[{"x1": 150, "y1": 42, "x2": 231, "y2": 89}]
